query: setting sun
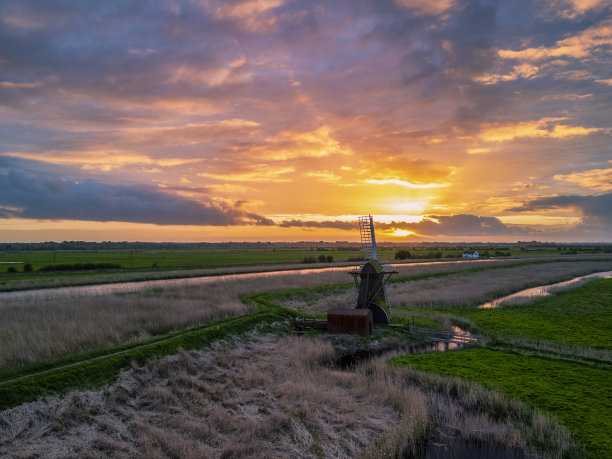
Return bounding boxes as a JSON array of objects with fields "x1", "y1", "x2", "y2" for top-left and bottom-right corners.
[{"x1": 389, "y1": 229, "x2": 415, "y2": 238}]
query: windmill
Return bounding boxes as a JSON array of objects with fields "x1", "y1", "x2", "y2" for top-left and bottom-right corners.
[{"x1": 350, "y1": 215, "x2": 397, "y2": 324}]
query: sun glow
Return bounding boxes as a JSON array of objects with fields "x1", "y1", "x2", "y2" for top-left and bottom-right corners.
[{"x1": 389, "y1": 229, "x2": 415, "y2": 237}]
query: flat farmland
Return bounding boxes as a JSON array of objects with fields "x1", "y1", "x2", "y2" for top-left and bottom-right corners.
[
  {"x1": 0, "y1": 247, "x2": 394, "y2": 271},
  {"x1": 1, "y1": 254, "x2": 611, "y2": 457}
]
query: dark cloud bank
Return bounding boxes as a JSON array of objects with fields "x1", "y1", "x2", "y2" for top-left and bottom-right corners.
[
  {"x1": 1, "y1": 156, "x2": 610, "y2": 239},
  {"x1": 0, "y1": 163, "x2": 272, "y2": 226},
  {"x1": 509, "y1": 193, "x2": 612, "y2": 228}
]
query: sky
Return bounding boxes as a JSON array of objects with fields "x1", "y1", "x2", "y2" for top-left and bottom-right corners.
[{"x1": 0, "y1": 0, "x2": 611, "y2": 243}]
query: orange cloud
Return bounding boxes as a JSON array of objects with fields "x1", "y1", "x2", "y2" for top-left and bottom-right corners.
[
  {"x1": 211, "y1": 0, "x2": 283, "y2": 33},
  {"x1": 498, "y1": 19, "x2": 612, "y2": 61},
  {"x1": 0, "y1": 81, "x2": 43, "y2": 88},
  {"x1": 247, "y1": 126, "x2": 354, "y2": 160},
  {"x1": 467, "y1": 147, "x2": 491, "y2": 155},
  {"x1": 394, "y1": 0, "x2": 456, "y2": 16},
  {"x1": 197, "y1": 165, "x2": 295, "y2": 183},
  {"x1": 365, "y1": 178, "x2": 449, "y2": 189},
  {"x1": 556, "y1": 0, "x2": 609, "y2": 18},
  {"x1": 554, "y1": 168, "x2": 612, "y2": 191},
  {"x1": 475, "y1": 63, "x2": 539, "y2": 85},
  {"x1": 3, "y1": 151, "x2": 202, "y2": 171},
  {"x1": 478, "y1": 117, "x2": 603, "y2": 142}
]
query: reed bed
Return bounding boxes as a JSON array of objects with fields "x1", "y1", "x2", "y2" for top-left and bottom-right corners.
[
  {"x1": 389, "y1": 260, "x2": 612, "y2": 308},
  {"x1": 0, "y1": 253, "x2": 586, "y2": 292},
  {"x1": 0, "y1": 257, "x2": 550, "y2": 371},
  {"x1": 0, "y1": 262, "x2": 343, "y2": 292},
  {"x1": 282, "y1": 260, "x2": 612, "y2": 314},
  {"x1": 0, "y1": 333, "x2": 553, "y2": 458},
  {"x1": 0, "y1": 269, "x2": 355, "y2": 371}
]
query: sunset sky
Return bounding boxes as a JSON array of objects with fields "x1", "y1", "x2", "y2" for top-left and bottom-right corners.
[{"x1": 0, "y1": 0, "x2": 611, "y2": 242}]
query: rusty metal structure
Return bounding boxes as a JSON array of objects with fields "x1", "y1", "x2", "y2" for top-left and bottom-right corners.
[
  {"x1": 327, "y1": 308, "x2": 372, "y2": 335},
  {"x1": 350, "y1": 215, "x2": 397, "y2": 324}
]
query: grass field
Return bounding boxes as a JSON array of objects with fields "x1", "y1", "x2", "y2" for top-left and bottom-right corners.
[
  {"x1": 393, "y1": 348, "x2": 611, "y2": 458},
  {"x1": 454, "y1": 278, "x2": 612, "y2": 349},
  {"x1": 1, "y1": 254, "x2": 610, "y2": 457},
  {"x1": 390, "y1": 276, "x2": 612, "y2": 458},
  {"x1": 0, "y1": 247, "x2": 394, "y2": 271},
  {"x1": 3, "y1": 244, "x2": 609, "y2": 273}
]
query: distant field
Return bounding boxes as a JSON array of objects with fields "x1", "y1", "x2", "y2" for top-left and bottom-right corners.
[
  {"x1": 0, "y1": 247, "x2": 394, "y2": 271},
  {"x1": 2, "y1": 243, "x2": 608, "y2": 274}
]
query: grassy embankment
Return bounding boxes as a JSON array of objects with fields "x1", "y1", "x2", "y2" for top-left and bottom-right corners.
[
  {"x1": 1, "y1": 282, "x2": 577, "y2": 458},
  {"x1": 0, "y1": 297, "x2": 298, "y2": 411},
  {"x1": 0, "y1": 258, "x2": 570, "y2": 409},
  {"x1": 393, "y1": 278, "x2": 612, "y2": 457},
  {"x1": 260, "y1": 267, "x2": 612, "y2": 456},
  {"x1": 2, "y1": 259, "x2": 610, "y2": 455}
]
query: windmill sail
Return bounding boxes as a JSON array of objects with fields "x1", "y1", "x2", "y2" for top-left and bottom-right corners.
[{"x1": 358, "y1": 215, "x2": 377, "y2": 260}]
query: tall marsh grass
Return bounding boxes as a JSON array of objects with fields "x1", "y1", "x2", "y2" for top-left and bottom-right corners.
[
  {"x1": 0, "y1": 257, "x2": 565, "y2": 371},
  {"x1": 389, "y1": 260, "x2": 612, "y2": 308},
  {"x1": 281, "y1": 260, "x2": 612, "y2": 314},
  {"x1": 0, "y1": 270, "x2": 351, "y2": 370},
  {"x1": 0, "y1": 333, "x2": 555, "y2": 458}
]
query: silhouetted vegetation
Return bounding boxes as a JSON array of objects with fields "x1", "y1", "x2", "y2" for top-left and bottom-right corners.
[
  {"x1": 395, "y1": 250, "x2": 411, "y2": 260},
  {"x1": 38, "y1": 263, "x2": 122, "y2": 272}
]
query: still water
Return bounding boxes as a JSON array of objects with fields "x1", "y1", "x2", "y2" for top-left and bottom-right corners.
[
  {"x1": 478, "y1": 270, "x2": 612, "y2": 309},
  {"x1": 0, "y1": 259, "x2": 505, "y2": 302}
]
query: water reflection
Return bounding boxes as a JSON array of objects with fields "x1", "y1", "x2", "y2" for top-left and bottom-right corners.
[
  {"x1": 408, "y1": 325, "x2": 480, "y2": 353},
  {"x1": 0, "y1": 258, "x2": 504, "y2": 302},
  {"x1": 478, "y1": 270, "x2": 612, "y2": 309}
]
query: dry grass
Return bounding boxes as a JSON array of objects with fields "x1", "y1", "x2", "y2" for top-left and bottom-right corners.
[
  {"x1": 0, "y1": 257, "x2": 557, "y2": 370},
  {"x1": 389, "y1": 261, "x2": 612, "y2": 308},
  {"x1": 0, "y1": 334, "x2": 420, "y2": 458},
  {"x1": 0, "y1": 269, "x2": 358, "y2": 370},
  {"x1": 282, "y1": 260, "x2": 612, "y2": 314},
  {"x1": 0, "y1": 333, "x2": 565, "y2": 458}
]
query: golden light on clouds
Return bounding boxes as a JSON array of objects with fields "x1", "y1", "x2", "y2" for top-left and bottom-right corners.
[
  {"x1": 365, "y1": 179, "x2": 449, "y2": 189},
  {"x1": 478, "y1": 118, "x2": 602, "y2": 142},
  {"x1": 475, "y1": 63, "x2": 539, "y2": 85},
  {"x1": 198, "y1": 165, "x2": 295, "y2": 183},
  {"x1": 554, "y1": 168, "x2": 612, "y2": 191},
  {"x1": 256, "y1": 126, "x2": 354, "y2": 160},
  {"x1": 0, "y1": 0, "x2": 610, "y2": 243}
]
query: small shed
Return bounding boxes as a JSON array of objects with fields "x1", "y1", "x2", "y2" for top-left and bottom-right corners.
[
  {"x1": 327, "y1": 308, "x2": 373, "y2": 335},
  {"x1": 462, "y1": 250, "x2": 479, "y2": 259}
]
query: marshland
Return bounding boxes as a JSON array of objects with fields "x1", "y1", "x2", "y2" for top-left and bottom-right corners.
[{"x1": 1, "y1": 247, "x2": 611, "y2": 458}]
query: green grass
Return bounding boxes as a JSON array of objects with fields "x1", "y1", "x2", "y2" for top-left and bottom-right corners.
[
  {"x1": 450, "y1": 278, "x2": 612, "y2": 350},
  {"x1": 0, "y1": 247, "x2": 388, "y2": 272},
  {"x1": 0, "y1": 247, "x2": 377, "y2": 288},
  {"x1": 393, "y1": 348, "x2": 611, "y2": 458}
]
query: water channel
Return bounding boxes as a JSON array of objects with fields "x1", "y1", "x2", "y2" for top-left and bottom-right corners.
[
  {"x1": 0, "y1": 258, "x2": 508, "y2": 301},
  {"x1": 478, "y1": 270, "x2": 612, "y2": 308}
]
